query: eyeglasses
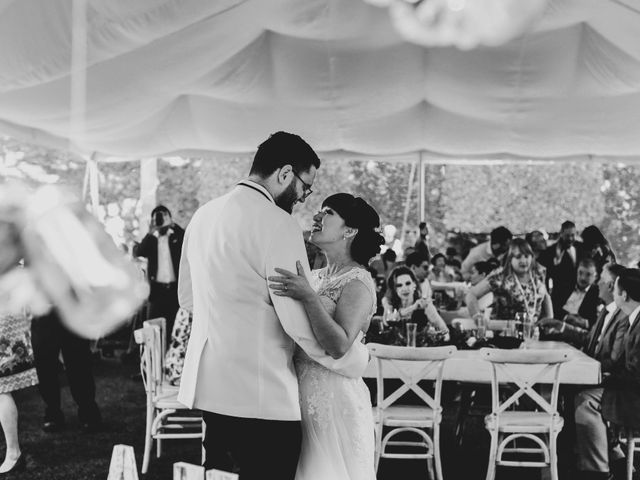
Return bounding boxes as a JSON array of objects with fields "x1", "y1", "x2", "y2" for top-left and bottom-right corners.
[{"x1": 292, "y1": 171, "x2": 313, "y2": 199}]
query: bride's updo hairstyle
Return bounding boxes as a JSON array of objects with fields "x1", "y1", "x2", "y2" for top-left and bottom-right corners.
[{"x1": 322, "y1": 193, "x2": 385, "y2": 267}]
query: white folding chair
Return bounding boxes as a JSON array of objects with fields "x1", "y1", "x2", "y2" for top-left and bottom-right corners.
[
  {"x1": 135, "y1": 326, "x2": 204, "y2": 474},
  {"x1": 620, "y1": 429, "x2": 640, "y2": 480},
  {"x1": 480, "y1": 348, "x2": 572, "y2": 480},
  {"x1": 368, "y1": 343, "x2": 457, "y2": 480},
  {"x1": 143, "y1": 317, "x2": 167, "y2": 366}
]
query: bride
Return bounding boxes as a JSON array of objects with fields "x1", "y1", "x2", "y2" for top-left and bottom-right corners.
[{"x1": 269, "y1": 193, "x2": 384, "y2": 480}]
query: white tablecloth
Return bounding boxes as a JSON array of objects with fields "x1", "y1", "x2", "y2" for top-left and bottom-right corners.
[{"x1": 363, "y1": 341, "x2": 600, "y2": 385}]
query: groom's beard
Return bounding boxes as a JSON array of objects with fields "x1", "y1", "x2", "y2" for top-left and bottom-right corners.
[{"x1": 275, "y1": 182, "x2": 298, "y2": 214}]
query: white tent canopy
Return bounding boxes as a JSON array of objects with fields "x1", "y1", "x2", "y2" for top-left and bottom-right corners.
[{"x1": 0, "y1": 0, "x2": 640, "y2": 161}]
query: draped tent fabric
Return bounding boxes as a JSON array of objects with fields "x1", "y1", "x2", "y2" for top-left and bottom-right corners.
[{"x1": 0, "y1": 0, "x2": 639, "y2": 161}]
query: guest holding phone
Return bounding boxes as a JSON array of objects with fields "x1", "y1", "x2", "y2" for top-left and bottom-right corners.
[{"x1": 133, "y1": 205, "x2": 184, "y2": 337}]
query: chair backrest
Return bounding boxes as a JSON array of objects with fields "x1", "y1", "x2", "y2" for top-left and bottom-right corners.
[
  {"x1": 143, "y1": 317, "x2": 167, "y2": 365},
  {"x1": 368, "y1": 343, "x2": 457, "y2": 413},
  {"x1": 479, "y1": 348, "x2": 573, "y2": 417},
  {"x1": 134, "y1": 325, "x2": 163, "y2": 397}
]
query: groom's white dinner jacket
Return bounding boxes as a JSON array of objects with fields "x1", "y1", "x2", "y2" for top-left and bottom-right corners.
[{"x1": 177, "y1": 180, "x2": 370, "y2": 421}]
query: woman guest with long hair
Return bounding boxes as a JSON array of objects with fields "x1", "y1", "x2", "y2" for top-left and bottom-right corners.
[
  {"x1": 382, "y1": 265, "x2": 449, "y2": 340},
  {"x1": 467, "y1": 238, "x2": 553, "y2": 320}
]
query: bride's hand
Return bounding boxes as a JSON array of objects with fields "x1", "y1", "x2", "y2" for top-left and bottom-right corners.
[{"x1": 268, "y1": 261, "x2": 315, "y2": 301}]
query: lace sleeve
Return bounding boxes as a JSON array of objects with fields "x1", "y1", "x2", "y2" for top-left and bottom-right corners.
[{"x1": 335, "y1": 268, "x2": 378, "y2": 320}]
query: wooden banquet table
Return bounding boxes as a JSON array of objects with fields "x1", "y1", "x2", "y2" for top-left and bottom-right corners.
[{"x1": 363, "y1": 341, "x2": 601, "y2": 385}]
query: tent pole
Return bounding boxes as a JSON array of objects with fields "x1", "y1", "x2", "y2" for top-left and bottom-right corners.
[
  {"x1": 419, "y1": 151, "x2": 426, "y2": 222},
  {"x1": 88, "y1": 153, "x2": 99, "y2": 216},
  {"x1": 139, "y1": 158, "x2": 159, "y2": 238},
  {"x1": 400, "y1": 160, "x2": 417, "y2": 249}
]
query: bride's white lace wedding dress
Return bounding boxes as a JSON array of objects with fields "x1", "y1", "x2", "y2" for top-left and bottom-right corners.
[{"x1": 294, "y1": 266, "x2": 377, "y2": 480}]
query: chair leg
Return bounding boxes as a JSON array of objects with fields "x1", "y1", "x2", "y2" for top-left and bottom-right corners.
[
  {"x1": 156, "y1": 437, "x2": 162, "y2": 458},
  {"x1": 485, "y1": 429, "x2": 498, "y2": 480},
  {"x1": 374, "y1": 421, "x2": 383, "y2": 472},
  {"x1": 434, "y1": 423, "x2": 444, "y2": 480},
  {"x1": 455, "y1": 387, "x2": 474, "y2": 447},
  {"x1": 627, "y1": 429, "x2": 634, "y2": 480},
  {"x1": 426, "y1": 457, "x2": 435, "y2": 480},
  {"x1": 549, "y1": 432, "x2": 559, "y2": 480},
  {"x1": 142, "y1": 405, "x2": 154, "y2": 474},
  {"x1": 201, "y1": 419, "x2": 206, "y2": 465}
]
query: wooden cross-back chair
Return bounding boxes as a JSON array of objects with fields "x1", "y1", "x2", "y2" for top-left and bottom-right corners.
[
  {"x1": 135, "y1": 325, "x2": 203, "y2": 474},
  {"x1": 368, "y1": 343, "x2": 457, "y2": 480},
  {"x1": 479, "y1": 348, "x2": 572, "y2": 480}
]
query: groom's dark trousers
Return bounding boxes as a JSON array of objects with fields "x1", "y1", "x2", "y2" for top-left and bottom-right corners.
[{"x1": 203, "y1": 411, "x2": 302, "y2": 480}]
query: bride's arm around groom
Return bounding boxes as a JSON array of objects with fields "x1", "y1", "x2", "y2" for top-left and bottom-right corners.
[{"x1": 265, "y1": 214, "x2": 369, "y2": 377}]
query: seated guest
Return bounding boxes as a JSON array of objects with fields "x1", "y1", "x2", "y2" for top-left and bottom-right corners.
[
  {"x1": 445, "y1": 257, "x2": 463, "y2": 282},
  {"x1": 603, "y1": 268, "x2": 640, "y2": 439},
  {"x1": 460, "y1": 226, "x2": 512, "y2": 280},
  {"x1": 581, "y1": 225, "x2": 616, "y2": 276},
  {"x1": 568, "y1": 263, "x2": 628, "y2": 479},
  {"x1": 467, "y1": 238, "x2": 553, "y2": 320},
  {"x1": 538, "y1": 262, "x2": 624, "y2": 351},
  {"x1": 428, "y1": 253, "x2": 451, "y2": 283},
  {"x1": 468, "y1": 261, "x2": 495, "y2": 312},
  {"x1": 164, "y1": 308, "x2": 193, "y2": 386},
  {"x1": 382, "y1": 266, "x2": 449, "y2": 340},
  {"x1": 537, "y1": 258, "x2": 599, "y2": 345},
  {"x1": 370, "y1": 248, "x2": 397, "y2": 280},
  {"x1": 367, "y1": 266, "x2": 387, "y2": 316},
  {"x1": 446, "y1": 247, "x2": 462, "y2": 266},
  {"x1": 405, "y1": 251, "x2": 433, "y2": 300},
  {"x1": 525, "y1": 230, "x2": 547, "y2": 260}
]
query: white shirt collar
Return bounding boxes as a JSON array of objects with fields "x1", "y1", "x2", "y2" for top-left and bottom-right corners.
[
  {"x1": 606, "y1": 302, "x2": 616, "y2": 313},
  {"x1": 153, "y1": 226, "x2": 174, "y2": 238},
  {"x1": 629, "y1": 304, "x2": 640, "y2": 327},
  {"x1": 238, "y1": 179, "x2": 275, "y2": 203},
  {"x1": 485, "y1": 241, "x2": 493, "y2": 256}
]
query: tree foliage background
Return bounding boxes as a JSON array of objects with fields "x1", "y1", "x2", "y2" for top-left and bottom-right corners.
[{"x1": 2, "y1": 136, "x2": 639, "y2": 264}]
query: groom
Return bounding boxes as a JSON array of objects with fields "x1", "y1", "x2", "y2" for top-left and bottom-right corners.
[{"x1": 178, "y1": 132, "x2": 370, "y2": 480}]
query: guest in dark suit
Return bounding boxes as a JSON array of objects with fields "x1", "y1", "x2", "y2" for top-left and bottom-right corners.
[
  {"x1": 537, "y1": 258, "x2": 600, "y2": 346},
  {"x1": 570, "y1": 263, "x2": 628, "y2": 479},
  {"x1": 603, "y1": 268, "x2": 640, "y2": 432},
  {"x1": 133, "y1": 205, "x2": 184, "y2": 336},
  {"x1": 538, "y1": 220, "x2": 585, "y2": 316}
]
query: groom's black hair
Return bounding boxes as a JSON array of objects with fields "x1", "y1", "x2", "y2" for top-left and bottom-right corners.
[{"x1": 249, "y1": 131, "x2": 321, "y2": 177}]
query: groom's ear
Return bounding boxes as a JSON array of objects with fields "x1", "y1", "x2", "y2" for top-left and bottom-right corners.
[{"x1": 276, "y1": 164, "x2": 293, "y2": 184}]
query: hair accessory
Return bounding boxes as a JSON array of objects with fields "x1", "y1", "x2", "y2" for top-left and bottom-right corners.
[{"x1": 374, "y1": 227, "x2": 383, "y2": 234}]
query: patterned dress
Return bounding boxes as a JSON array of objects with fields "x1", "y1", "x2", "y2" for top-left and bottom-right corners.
[
  {"x1": 486, "y1": 265, "x2": 547, "y2": 320},
  {"x1": 0, "y1": 312, "x2": 38, "y2": 394},
  {"x1": 294, "y1": 267, "x2": 377, "y2": 480},
  {"x1": 164, "y1": 308, "x2": 192, "y2": 386}
]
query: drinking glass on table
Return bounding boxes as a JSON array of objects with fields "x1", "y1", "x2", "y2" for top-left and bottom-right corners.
[
  {"x1": 504, "y1": 320, "x2": 516, "y2": 338},
  {"x1": 514, "y1": 312, "x2": 529, "y2": 339},
  {"x1": 406, "y1": 322, "x2": 417, "y2": 347},
  {"x1": 522, "y1": 314, "x2": 536, "y2": 346},
  {"x1": 473, "y1": 313, "x2": 486, "y2": 340}
]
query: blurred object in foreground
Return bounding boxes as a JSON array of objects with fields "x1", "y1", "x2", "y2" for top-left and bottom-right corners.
[
  {"x1": 363, "y1": 0, "x2": 549, "y2": 50},
  {"x1": 0, "y1": 183, "x2": 149, "y2": 338}
]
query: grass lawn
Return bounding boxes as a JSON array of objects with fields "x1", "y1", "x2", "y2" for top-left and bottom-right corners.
[{"x1": 3, "y1": 354, "x2": 636, "y2": 479}]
